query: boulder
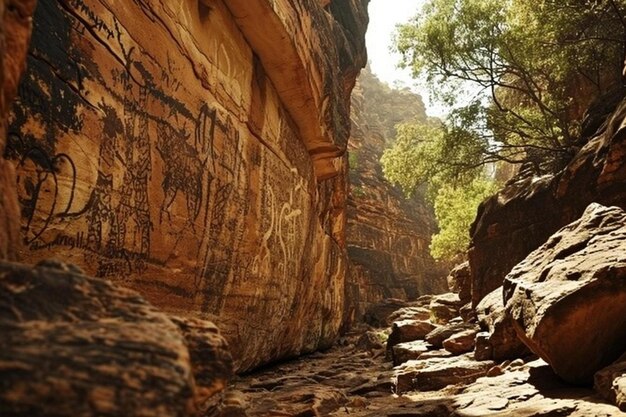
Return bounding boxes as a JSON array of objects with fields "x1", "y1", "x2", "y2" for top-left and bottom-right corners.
[
  {"x1": 474, "y1": 332, "x2": 493, "y2": 361},
  {"x1": 459, "y1": 302, "x2": 477, "y2": 323},
  {"x1": 391, "y1": 340, "x2": 432, "y2": 366},
  {"x1": 455, "y1": 359, "x2": 624, "y2": 416},
  {"x1": 442, "y1": 329, "x2": 478, "y2": 355},
  {"x1": 429, "y1": 293, "x2": 463, "y2": 324},
  {"x1": 393, "y1": 354, "x2": 494, "y2": 393},
  {"x1": 475, "y1": 287, "x2": 530, "y2": 361},
  {"x1": 363, "y1": 299, "x2": 411, "y2": 327},
  {"x1": 504, "y1": 203, "x2": 626, "y2": 384},
  {"x1": 425, "y1": 322, "x2": 478, "y2": 348},
  {"x1": 594, "y1": 352, "x2": 626, "y2": 411},
  {"x1": 447, "y1": 261, "x2": 472, "y2": 304},
  {"x1": 387, "y1": 306, "x2": 431, "y2": 323},
  {"x1": 386, "y1": 320, "x2": 436, "y2": 352},
  {"x1": 0, "y1": 260, "x2": 232, "y2": 416}
]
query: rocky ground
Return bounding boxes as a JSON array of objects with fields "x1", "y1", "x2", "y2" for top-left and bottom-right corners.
[{"x1": 211, "y1": 292, "x2": 626, "y2": 416}]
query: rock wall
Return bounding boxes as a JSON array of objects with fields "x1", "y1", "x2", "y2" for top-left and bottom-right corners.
[
  {"x1": 469, "y1": 88, "x2": 626, "y2": 306},
  {"x1": 4, "y1": 0, "x2": 368, "y2": 372},
  {"x1": 0, "y1": 0, "x2": 36, "y2": 260},
  {"x1": 345, "y1": 81, "x2": 448, "y2": 324}
]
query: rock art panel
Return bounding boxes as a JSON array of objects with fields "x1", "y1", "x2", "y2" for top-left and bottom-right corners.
[{"x1": 6, "y1": 0, "x2": 368, "y2": 372}]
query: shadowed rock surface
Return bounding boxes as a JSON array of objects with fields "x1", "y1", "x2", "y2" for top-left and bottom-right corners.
[{"x1": 0, "y1": 260, "x2": 233, "y2": 416}]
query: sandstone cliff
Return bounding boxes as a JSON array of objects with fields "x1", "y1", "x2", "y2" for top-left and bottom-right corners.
[
  {"x1": 3, "y1": 0, "x2": 368, "y2": 372},
  {"x1": 345, "y1": 73, "x2": 448, "y2": 324}
]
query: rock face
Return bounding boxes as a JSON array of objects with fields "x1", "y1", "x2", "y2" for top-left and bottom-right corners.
[
  {"x1": 0, "y1": 260, "x2": 232, "y2": 416},
  {"x1": 345, "y1": 78, "x2": 448, "y2": 325},
  {"x1": 503, "y1": 203, "x2": 626, "y2": 384},
  {"x1": 4, "y1": 0, "x2": 368, "y2": 371},
  {"x1": 0, "y1": 0, "x2": 36, "y2": 260},
  {"x1": 469, "y1": 88, "x2": 626, "y2": 306}
]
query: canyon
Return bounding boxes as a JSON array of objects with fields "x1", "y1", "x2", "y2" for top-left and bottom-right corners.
[{"x1": 1, "y1": 0, "x2": 626, "y2": 416}]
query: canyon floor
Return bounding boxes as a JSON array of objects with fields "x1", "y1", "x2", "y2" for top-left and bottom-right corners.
[{"x1": 211, "y1": 300, "x2": 626, "y2": 417}]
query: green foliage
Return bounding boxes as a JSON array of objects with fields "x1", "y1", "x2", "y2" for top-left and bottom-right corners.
[
  {"x1": 394, "y1": 0, "x2": 626, "y2": 173},
  {"x1": 430, "y1": 179, "x2": 499, "y2": 260},
  {"x1": 381, "y1": 120, "x2": 498, "y2": 260},
  {"x1": 382, "y1": 0, "x2": 626, "y2": 260},
  {"x1": 348, "y1": 151, "x2": 359, "y2": 170}
]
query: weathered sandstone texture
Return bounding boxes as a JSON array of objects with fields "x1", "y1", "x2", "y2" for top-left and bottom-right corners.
[
  {"x1": 595, "y1": 352, "x2": 626, "y2": 411},
  {"x1": 503, "y1": 203, "x2": 626, "y2": 384},
  {"x1": 0, "y1": 0, "x2": 36, "y2": 260},
  {"x1": 5, "y1": 0, "x2": 368, "y2": 371},
  {"x1": 0, "y1": 260, "x2": 232, "y2": 416},
  {"x1": 469, "y1": 89, "x2": 626, "y2": 306},
  {"x1": 345, "y1": 82, "x2": 447, "y2": 325},
  {"x1": 475, "y1": 287, "x2": 531, "y2": 361}
]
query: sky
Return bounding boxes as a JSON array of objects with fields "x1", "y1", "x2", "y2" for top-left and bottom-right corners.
[{"x1": 365, "y1": 0, "x2": 447, "y2": 117}]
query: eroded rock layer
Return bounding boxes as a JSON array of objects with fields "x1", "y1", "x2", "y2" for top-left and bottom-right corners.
[
  {"x1": 5, "y1": 0, "x2": 368, "y2": 372},
  {"x1": 345, "y1": 81, "x2": 448, "y2": 324}
]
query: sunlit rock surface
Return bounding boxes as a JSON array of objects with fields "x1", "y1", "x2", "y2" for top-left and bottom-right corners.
[{"x1": 5, "y1": 0, "x2": 368, "y2": 371}]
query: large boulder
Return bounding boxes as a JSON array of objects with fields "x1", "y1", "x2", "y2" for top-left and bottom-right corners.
[
  {"x1": 429, "y1": 292, "x2": 463, "y2": 324},
  {"x1": 504, "y1": 203, "x2": 626, "y2": 384},
  {"x1": 0, "y1": 260, "x2": 232, "y2": 416},
  {"x1": 425, "y1": 322, "x2": 477, "y2": 348},
  {"x1": 393, "y1": 354, "x2": 494, "y2": 393},
  {"x1": 386, "y1": 319, "x2": 436, "y2": 351}
]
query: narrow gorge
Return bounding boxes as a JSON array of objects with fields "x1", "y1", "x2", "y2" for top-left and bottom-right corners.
[{"x1": 2, "y1": 1, "x2": 626, "y2": 416}]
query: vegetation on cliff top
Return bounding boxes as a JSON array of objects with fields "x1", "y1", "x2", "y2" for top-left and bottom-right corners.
[{"x1": 381, "y1": 0, "x2": 626, "y2": 261}]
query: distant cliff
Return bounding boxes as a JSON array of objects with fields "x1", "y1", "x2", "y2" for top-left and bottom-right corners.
[
  {"x1": 2, "y1": 0, "x2": 368, "y2": 372},
  {"x1": 345, "y1": 70, "x2": 448, "y2": 323}
]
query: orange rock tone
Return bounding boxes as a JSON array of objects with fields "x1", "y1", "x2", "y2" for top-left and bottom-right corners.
[{"x1": 5, "y1": 0, "x2": 368, "y2": 372}]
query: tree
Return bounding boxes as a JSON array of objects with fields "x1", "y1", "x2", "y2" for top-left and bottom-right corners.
[
  {"x1": 394, "y1": 0, "x2": 626, "y2": 176},
  {"x1": 381, "y1": 119, "x2": 497, "y2": 260},
  {"x1": 380, "y1": 0, "x2": 626, "y2": 261}
]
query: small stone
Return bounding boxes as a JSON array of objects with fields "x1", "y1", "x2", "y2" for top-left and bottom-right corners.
[
  {"x1": 442, "y1": 329, "x2": 478, "y2": 355},
  {"x1": 507, "y1": 359, "x2": 525, "y2": 370}
]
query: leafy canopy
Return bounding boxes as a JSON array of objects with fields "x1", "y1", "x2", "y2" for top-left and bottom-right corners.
[
  {"x1": 394, "y1": 0, "x2": 626, "y2": 174},
  {"x1": 381, "y1": 0, "x2": 626, "y2": 260}
]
